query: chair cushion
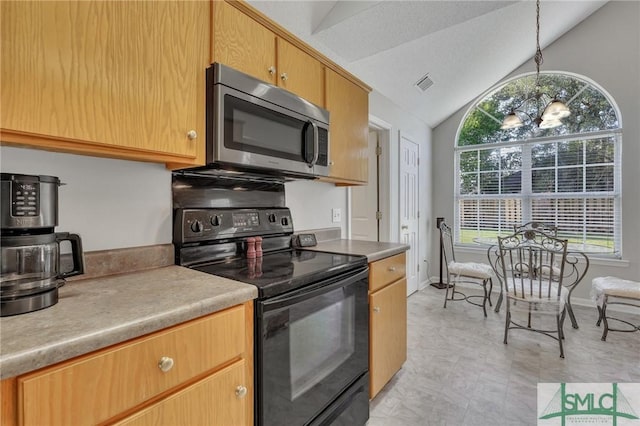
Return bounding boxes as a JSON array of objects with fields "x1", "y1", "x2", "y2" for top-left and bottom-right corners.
[
  {"x1": 591, "y1": 276, "x2": 640, "y2": 306},
  {"x1": 448, "y1": 261, "x2": 493, "y2": 279},
  {"x1": 504, "y1": 279, "x2": 568, "y2": 313}
]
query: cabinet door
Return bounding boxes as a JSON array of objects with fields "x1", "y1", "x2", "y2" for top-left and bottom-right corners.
[
  {"x1": 0, "y1": 1, "x2": 207, "y2": 161},
  {"x1": 115, "y1": 360, "x2": 249, "y2": 426},
  {"x1": 212, "y1": 1, "x2": 277, "y2": 85},
  {"x1": 325, "y1": 69, "x2": 369, "y2": 183},
  {"x1": 277, "y1": 38, "x2": 324, "y2": 107},
  {"x1": 369, "y1": 278, "x2": 407, "y2": 399},
  {"x1": 19, "y1": 306, "x2": 246, "y2": 426}
]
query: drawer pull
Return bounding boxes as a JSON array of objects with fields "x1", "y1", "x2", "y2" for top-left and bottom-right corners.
[
  {"x1": 235, "y1": 385, "x2": 248, "y2": 398},
  {"x1": 388, "y1": 266, "x2": 396, "y2": 272},
  {"x1": 158, "y1": 356, "x2": 174, "y2": 373},
  {"x1": 373, "y1": 307, "x2": 381, "y2": 313}
]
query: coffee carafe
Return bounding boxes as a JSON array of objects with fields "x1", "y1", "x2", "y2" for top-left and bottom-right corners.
[{"x1": 1, "y1": 173, "x2": 84, "y2": 316}]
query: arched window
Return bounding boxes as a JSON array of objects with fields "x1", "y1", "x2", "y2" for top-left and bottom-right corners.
[{"x1": 455, "y1": 72, "x2": 622, "y2": 257}]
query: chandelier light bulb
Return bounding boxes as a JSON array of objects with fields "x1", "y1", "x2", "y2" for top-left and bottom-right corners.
[
  {"x1": 501, "y1": 112, "x2": 524, "y2": 129},
  {"x1": 539, "y1": 118, "x2": 563, "y2": 129},
  {"x1": 542, "y1": 100, "x2": 571, "y2": 119}
]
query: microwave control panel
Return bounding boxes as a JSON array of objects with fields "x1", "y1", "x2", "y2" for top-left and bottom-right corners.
[{"x1": 174, "y1": 208, "x2": 293, "y2": 245}]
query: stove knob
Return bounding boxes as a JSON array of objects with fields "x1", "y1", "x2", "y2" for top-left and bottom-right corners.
[
  {"x1": 190, "y1": 220, "x2": 203, "y2": 233},
  {"x1": 268, "y1": 213, "x2": 277, "y2": 223},
  {"x1": 281, "y1": 217, "x2": 289, "y2": 226},
  {"x1": 210, "y1": 215, "x2": 220, "y2": 226}
]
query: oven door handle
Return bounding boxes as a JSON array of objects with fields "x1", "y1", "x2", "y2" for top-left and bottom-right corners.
[{"x1": 260, "y1": 267, "x2": 368, "y2": 313}]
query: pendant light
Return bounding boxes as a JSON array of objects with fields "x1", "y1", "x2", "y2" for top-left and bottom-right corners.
[{"x1": 501, "y1": 0, "x2": 570, "y2": 130}]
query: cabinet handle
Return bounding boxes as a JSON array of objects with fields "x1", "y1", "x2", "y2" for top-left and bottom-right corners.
[
  {"x1": 235, "y1": 385, "x2": 248, "y2": 398},
  {"x1": 388, "y1": 266, "x2": 396, "y2": 272},
  {"x1": 329, "y1": 161, "x2": 335, "y2": 166},
  {"x1": 268, "y1": 66, "x2": 276, "y2": 75},
  {"x1": 158, "y1": 356, "x2": 174, "y2": 373},
  {"x1": 401, "y1": 225, "x2": 408, "y2": 230},
  {"x1": 280, "y1": 72, "x2": 288, "y2": 82},
  {"x1": 187, "y1": 130, "x2": 197, "y2": 140},
  {"x1": 373, "y1": 307, "x2": 381, "y2": 313}
]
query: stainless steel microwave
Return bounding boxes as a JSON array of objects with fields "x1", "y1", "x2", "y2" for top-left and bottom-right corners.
[{"x1": 204, "y1": 63, "x2": 330, "y2": 179}]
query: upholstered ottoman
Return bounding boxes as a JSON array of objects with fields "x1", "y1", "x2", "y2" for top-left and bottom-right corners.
[{"x1": 591, "y1": 276, "x2": 640, "y2": 341}]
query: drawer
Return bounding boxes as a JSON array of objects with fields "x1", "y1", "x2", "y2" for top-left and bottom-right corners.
[
  {"x1": 19, "y1": 305, "x2": 246, "y2": 426},
  {"x1": 369, "y1": 253, "x2": 406, "y2": 293},
  {"x1": 115, "y1": 359, "x2": 248, "y2": 426}
]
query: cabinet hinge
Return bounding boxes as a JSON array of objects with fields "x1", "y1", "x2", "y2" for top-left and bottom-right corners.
[
  {"x1": 417, "y1": 211, "x2": 420, "y2": 219},
  {"x1": 417, "y1": 264, "x2": 420, "y2": 273},
  {"x1": 376, "y1": 145, "x2": 382, "y2": 156},
  {"x1": 376, "y1": 211, "x2": 382, "y2": 220},
  {"x1": 417, "y1": 157, "x2": 420, "y2": 166}
]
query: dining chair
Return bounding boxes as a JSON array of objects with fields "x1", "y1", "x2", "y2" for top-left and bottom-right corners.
[
  {"x1": 513, "y1": 221, "x2": 558, "y2": 236},
  {"x1": 488, "y1": 241, "x2": 589, "y2": 329},
  {"x1": 496, "y1": 229, "x2": 573, "y2": 358},
  {"x1": 440, "y1": 222, "x2": 494, "y2": 317}
]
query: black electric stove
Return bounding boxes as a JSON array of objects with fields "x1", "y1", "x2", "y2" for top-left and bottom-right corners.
[
  {"x1": 172, "y1": 170, "x2": 370, "y2": 426},
  {"x1": 191, "y1": 249, "x2": 367, "y2": 299}
]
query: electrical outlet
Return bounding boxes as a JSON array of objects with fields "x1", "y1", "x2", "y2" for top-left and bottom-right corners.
[{"x1": 332, "y1": 208, "x2": 342, "y2": 223}]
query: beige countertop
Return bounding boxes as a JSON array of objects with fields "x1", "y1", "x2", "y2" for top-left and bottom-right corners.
[
  {"x1": 306, "y1": 239, "x2": 409, "y2": 263},
  {"x1": 0, "y1": 265, "x2": 257, "y2": 380}
]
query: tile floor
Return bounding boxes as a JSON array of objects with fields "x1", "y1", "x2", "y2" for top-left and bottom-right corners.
[{"x1": 368, "y1": 285, "x2": 640, "y2": 425}]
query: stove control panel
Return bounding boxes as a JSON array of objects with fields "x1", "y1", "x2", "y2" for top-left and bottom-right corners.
[{"x1": 174, "y1": 208, "x2": 294, "y2": 245}]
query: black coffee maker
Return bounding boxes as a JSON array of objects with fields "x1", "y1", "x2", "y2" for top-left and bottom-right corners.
[{"x1": 0, "y1": 173, "x2": 84, "y2": 316}]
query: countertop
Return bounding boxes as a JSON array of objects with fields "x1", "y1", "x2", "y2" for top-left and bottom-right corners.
[
  {"x1": 0, "y1": 266, "x2": 257, "y2": 380},
  {"x1": 306, "y1": 239, "x2": 409, "y2": 263},
  {"x1": 0, "y1": 238, "x2": 406, "y2": 380}
]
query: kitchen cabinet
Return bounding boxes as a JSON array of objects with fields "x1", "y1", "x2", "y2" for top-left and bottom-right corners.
[
  {"x1": 1, "y1": 303, "x2": 253, "y2": 426},
  {"x1": 212, "y1": 1, "x2": 325, "y2": 107},
  {"x1": 368, "y1": 253, "x2": 407, "y2": 399},
  {"x1": 0, "y1": 0, "x2": 208, "y2": 167},
  {"x1": 324, "y1": 69, "x2": 369, "y2": 184}
]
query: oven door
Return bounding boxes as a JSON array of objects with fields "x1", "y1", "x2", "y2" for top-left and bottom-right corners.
[
  {"x1": 211, "y1": 83, "x2": 329, "y2": 178},
  {"x1": 256, "y1": 267, "x2": 369, "y2": 426}
]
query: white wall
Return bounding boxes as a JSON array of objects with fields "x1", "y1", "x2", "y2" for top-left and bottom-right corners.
[
  {"x1": 369, "y1": 90, "x2": 432, "y2": 288},
  {"x1": 0, "y1": 146, "x2": 172, "y2": 251},
  {"x1": 285, "y1": 180, "x2": 347, "y2": 235},
  {"x1": 431, "y1": 1, "x2": 640, "y2": 302}
]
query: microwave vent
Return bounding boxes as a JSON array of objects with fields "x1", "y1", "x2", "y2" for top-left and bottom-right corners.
[{"x1": 415, "y1": 73, "x2": 434, "y2": 92}]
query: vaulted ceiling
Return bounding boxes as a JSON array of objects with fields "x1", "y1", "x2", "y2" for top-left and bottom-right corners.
[{"x1": 247, "y1": 0, "x2": 608, "y2": 128}]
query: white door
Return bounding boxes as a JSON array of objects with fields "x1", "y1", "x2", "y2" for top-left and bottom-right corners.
[
  {"x1": 399, "y1": 134, "x2": 419, "y2": 295},
  {"x1": 350, "y1": 130, "x2": 379, "y2": 241}
]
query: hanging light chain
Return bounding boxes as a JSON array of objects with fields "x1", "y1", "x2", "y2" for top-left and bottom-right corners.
[{"x1": 534, "y1": 0, "x2": 543, "y2": 87}]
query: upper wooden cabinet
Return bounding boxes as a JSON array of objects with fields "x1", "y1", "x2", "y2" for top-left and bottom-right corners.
[
  {"x1": 212, "y1": 1, "x2": 324, "y2": 107},
  {"x1": 276, "y1": 38, "x2": 325, "y2": 107},
  {"x1": 325, "y1": 69, "x2": 369, "y2": 184},
  {"x1": 212, "y1": 0, "x2": 277, "y2": 85},
  {"x1": 0, "y1": 1, "x2": 208, "y2": 166}
]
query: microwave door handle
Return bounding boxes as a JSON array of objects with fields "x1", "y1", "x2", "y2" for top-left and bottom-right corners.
[{"x1": 310, "y1": 121, "x2": 319, "y2": 166}]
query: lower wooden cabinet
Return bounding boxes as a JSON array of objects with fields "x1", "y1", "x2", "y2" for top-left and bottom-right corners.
[
  {"x1": 1, "y1": 302, "x2": 253, "y2": 426},
  {"x1": 115, "y1": 360, "x2": 248, "y2": 426},
  {"x1": 368, "y1": 253, "x2": 407, "y2": 399}
]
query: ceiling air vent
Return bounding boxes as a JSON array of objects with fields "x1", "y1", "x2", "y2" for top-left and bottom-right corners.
[{"x1": 415, "y1": 73, "x2": 434, "y2": 92}]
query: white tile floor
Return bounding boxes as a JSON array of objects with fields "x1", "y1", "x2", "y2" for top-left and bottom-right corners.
[{"x1": 368, "y1": 285, "x2": 640, "y2": 425}]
